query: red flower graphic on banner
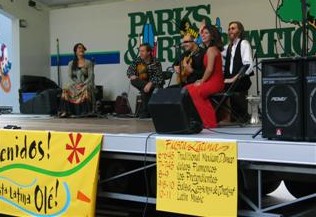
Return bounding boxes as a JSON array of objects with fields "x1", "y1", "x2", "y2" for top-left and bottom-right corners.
[{"x1": 66, "y1": 133, "x2": 85, "y2": 164}]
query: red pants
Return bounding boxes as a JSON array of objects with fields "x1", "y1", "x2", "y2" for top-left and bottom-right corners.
[{"x1": 186, "y1": 77, "x2": 224, "y2": 128}]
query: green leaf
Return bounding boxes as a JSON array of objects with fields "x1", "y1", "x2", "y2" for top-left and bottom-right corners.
[{"x1": 277, "y1": 0, "x2": 303, "y2": 23}]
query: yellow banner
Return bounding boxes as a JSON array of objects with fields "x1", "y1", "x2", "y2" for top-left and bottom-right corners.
[
  {"x1": 0, "y1": 129, "x2": 102, "y2": 217},
  {"x1": 156, "y1": 138, "x2": 237, "y2": 217}
]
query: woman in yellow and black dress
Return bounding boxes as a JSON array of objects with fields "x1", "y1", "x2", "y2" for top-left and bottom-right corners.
[{"x1": 59, "y1": 43, "x2": 95, "y2": 117}]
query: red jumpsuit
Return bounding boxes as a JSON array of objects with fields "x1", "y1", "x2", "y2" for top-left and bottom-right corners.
[{"x1": 186, "y1": 51, "x2": 224, "y2": 128}]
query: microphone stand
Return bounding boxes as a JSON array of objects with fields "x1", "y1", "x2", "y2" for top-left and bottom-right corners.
[
  {"x1": 252, "y1": 128, "x2": 262, "y2": 139},
  {"x1": 254, "y1": 51, "x2": 260, "y2": 96},
  {"x1": 301, "y1": 0, "x2": 308, "y2": 57},
  {"x1": 252, "y1": 50, "x2": 263, "y2": 138},
  {"x1": 175, "y1": 43, "x2": 184, "y2": 88},
  {"x1": 56, "y1": 38, "x2": 61, "y2": 87},
  {"x1": 178, "y1": 47, "x2": 183, "y2": 87}
]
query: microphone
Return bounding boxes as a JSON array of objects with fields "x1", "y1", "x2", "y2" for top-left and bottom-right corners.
[
  {"x1": 91, "y1": 57, "x2": 96, "y2": 68},
  {"x1": 172, "y1": 40, "x2": 194, "y2": 48},
  {"x1": 172, "y1": 42, "x2": 184, "y2": 48}
]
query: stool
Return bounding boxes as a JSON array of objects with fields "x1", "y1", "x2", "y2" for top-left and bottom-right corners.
[
  {"x1": 246, "y1": 95, "x2": 261, "y2": 125},
  {"x1": 134, "y1": 94, "x2": 142, "y2": 117}
]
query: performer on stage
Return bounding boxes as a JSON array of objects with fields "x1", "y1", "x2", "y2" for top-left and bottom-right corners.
[
  {"x1": 127, "y1": 43, "x2": 164, "y2": 118},
  {"x1": 58, "y1": 43, "x2": 95, "y2": 117},
  {"x1": 222, "y1": 21, "x2": 254, "y2": 122},
  {"x1": 173, "y1": 34, "x2": 205, "y2": 87},
  {"x1": 185, "y1": 23, "x2": 225, "y2": 128}
]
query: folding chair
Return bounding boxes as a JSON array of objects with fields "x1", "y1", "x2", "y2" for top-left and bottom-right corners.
[
  {"x1": 163, "y1": 66, "x2": 174, "y2": 87},
  {"x1": 212, "y1": 64, "x2": 251, "y2": 124}
]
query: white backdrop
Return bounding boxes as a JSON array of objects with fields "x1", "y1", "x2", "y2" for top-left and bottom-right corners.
[{"x1": 49, "y1": 0, "x2": 301, "y2": 112}]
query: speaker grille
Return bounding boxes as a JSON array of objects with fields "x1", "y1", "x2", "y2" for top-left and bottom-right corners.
[
  {"x1": 305, "y1": 58, "x2": 316, "y2": 140},
  {"x1": 310, "y1": 87, "x2": 316, "y2": 123},
  {"x1": 265, "y1": 85, "x2": 298, "y2": 127}
]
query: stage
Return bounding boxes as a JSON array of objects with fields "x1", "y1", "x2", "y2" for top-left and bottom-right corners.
[
  {"x1": 0, "y1": 114, "x2": 315, "y2": 216},
  {"x1": 0, "y1": 114, "x2": 155, "y2": 134},
  {"x1": 1, "y1": 114, "x2": 314, "y2": 165}
]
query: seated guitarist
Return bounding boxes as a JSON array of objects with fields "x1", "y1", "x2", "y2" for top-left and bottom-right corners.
[
  {"x1": 173, "y1": 34, "x2": 205, "y2": 87},
  {"x1": 127, "y1": 43, "x2": 164, "y2": 118}
]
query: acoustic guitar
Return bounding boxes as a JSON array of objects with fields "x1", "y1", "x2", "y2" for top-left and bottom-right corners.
[
  {"x1": 136, "y1": 63, "x2": 148, "y2": 81},
  {"x1": 176, "y1": 52, "x2": 194, "y2": 84}
]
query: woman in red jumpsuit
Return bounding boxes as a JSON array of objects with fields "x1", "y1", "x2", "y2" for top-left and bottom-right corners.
[{"x1": 186, "y1": 24, "x2": 224, "y2": 128}]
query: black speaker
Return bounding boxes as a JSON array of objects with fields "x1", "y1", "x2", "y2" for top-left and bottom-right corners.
[
  {"x1": 262, "y1": 58, "x2": 304, "y2": 140},
  {"x1": 95, "y1": 85, "x2": 103, "y2": 101},
  {"x1": 19, "y1": 89, "x2": 61, "y2": 114},
  {"x1": 148, "y1": 88, "x2": 203, "y2": 134},
  {"x1": 304, "y1": 57, "x2": 316, "y2": 141}
]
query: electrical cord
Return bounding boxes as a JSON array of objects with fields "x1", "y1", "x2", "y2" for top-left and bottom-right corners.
[
  {"x1": 206, "y1": 128, "x2": 258, "y2": 136},
  {"x1": 272, "y1": 0, "x2": 288, "y2": 57},
  {"x1": 272, "y1": 0, "x2": 315, "y2": 56},
  {"x1": 142, "y1": 132, "x2": 156, "y2": 217},
  {"x1": 268, "y1": 0, "x2": 277, "y2": 13},
  {"x1": 269, "y1": 0, "x2": 296, "y2": 57}
]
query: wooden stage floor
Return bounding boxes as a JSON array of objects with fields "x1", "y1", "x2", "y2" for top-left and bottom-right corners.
[{"x1": 0, "y1": 114, "x2": 155, "y2": 134}]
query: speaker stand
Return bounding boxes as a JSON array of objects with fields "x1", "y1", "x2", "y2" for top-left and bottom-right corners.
[{"x1": 252, "y1": 128, "x2": 262, "y2": 139}]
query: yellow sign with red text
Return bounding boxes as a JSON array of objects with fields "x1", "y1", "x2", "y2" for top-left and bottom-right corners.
[
  {"x1": 0, "y1": 129, "x2": 102, "y2": 217},
  {"x1": 156, "y1": 138, "x2": 237, "y2": 217}
]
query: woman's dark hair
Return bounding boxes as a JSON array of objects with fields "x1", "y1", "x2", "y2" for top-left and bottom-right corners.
[
  {"x1": 228, "y1": 21, "x2": 245, "y2": 39},
  {"x1": 72, "y1": 43, "x2": 86, "y2": 71},
  {"x1": 202, "y1": 24, "x2": 223, "y2": 51}
]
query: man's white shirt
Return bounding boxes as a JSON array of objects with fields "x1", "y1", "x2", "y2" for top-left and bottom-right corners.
[{"x1": 221, "y1": 38, "x2": 254, "y2": 76}]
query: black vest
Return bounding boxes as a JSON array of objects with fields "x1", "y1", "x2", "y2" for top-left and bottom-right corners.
[
  {"x1": 224, "y1": 40, "x2": 243, "y2": 78},
  {"x1": 224, "y1": 39, "x2": 251, "y2": 92}
]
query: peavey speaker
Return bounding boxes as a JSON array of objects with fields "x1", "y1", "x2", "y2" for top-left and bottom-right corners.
[
  {"x1": 148, "y1": 87, "x2": 203, "y2": 134},
  {"x1": 262, "y1": 58, "x2": 304, "y2": 140},
  {"x1": 304, "y1": 57, "x2": 316, "y2": 141}
]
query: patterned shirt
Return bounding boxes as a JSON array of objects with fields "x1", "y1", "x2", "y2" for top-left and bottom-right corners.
[{"x1": 127, "y1": 56, "x2": 164, "y2": 87}]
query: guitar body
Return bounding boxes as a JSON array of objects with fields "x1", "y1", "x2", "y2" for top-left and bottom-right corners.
[
  {"x1": 177, "y1": 55, "x2": 193, "y2": 84},
  {"x1": 136, "y1": 63, "x2": 148, "y2": 81}
]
